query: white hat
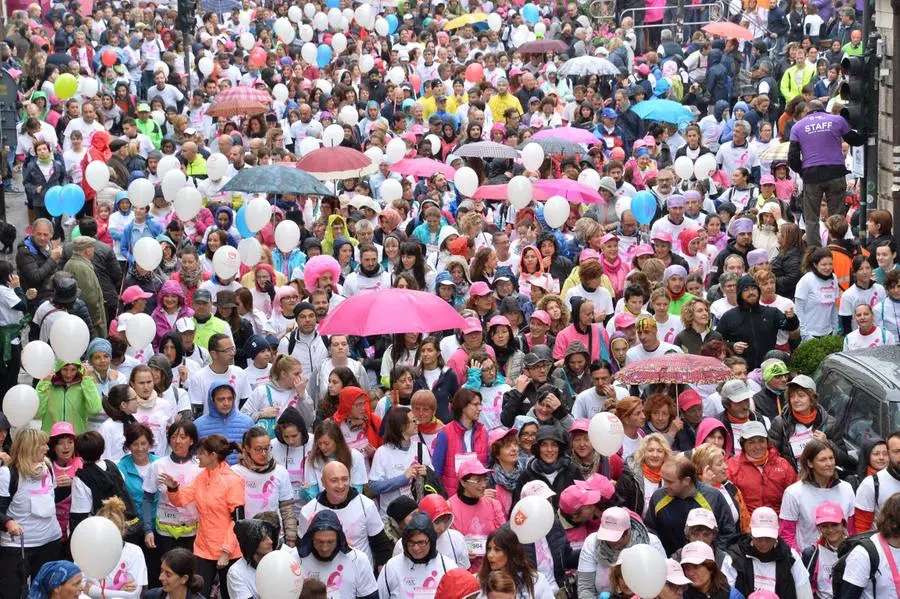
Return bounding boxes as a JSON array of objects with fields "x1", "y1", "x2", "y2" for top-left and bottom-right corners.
[
  {"x1": 740, "y1": 421, "x2": 768, "y2": 441},
  {"x1": 666, "y1": 559, "x2": 692, "y2": 585},
  {"x1": 175, "y1": 317, "x2": 196, "y2": 333},
  {"x1": 720, "y1": 379, "x2": 753, "y2": 404},
  {"x1": 686, "y1": 508, "x2": 718, "y2": 530},
  {"x1": 680, "y1": 541, "x2": 715, "y2": 565},
  {"x1": 521, "y1": 480, "x2": 556, "y2": 500},
  {"x1": 750, "y1": 507, "x2": 779, "y2": 539},
  {"x1": 596, "y1": 507, "x2": 631, "y2": 542}
]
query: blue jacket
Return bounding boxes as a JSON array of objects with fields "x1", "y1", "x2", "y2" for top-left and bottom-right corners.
[
  {"x1": 194, "y1": 382, "x2": 254, "y2": 464},
  {"x1": 706, "y1": 49, "x2": 732, "y2": 105},
  {"x1": 272, "y1": 248, "x2": 306, "y2": 279},
  {"x1": 118, "y1": 452, "x2": 159, "y2": 528},
  {"x1": 121, "y1": 217, "x2": 162, "y2": 263}
]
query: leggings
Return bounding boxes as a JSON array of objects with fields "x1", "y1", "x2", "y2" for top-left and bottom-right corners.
[{"x1": 195, "y1": 556, "x2": 237, "y2": 599}]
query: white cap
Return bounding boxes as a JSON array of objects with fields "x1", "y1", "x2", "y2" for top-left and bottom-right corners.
[
  {"x1": 666, "y1": 559, "x2": 692, "y2": 585},
  {"x1": 596, "y1": 507, "x2": 631, "y2": 542},
  {"x1": 740, "y1": 421, "x2": 768, "y2": 441},
  {"x1": 686, "y1": 508, "x2": 718, "y2": 530},
  {"x1": 750, "y1": 507, "x2": 779, "y2": 539},
  {"x1": 521, "y1": 480, "x2": 556, "y2": 500},
  {"x1": 117, "y1": 312, "x2": 133, "y2": 331},
  {"x1": 175, "y1": 317, "x2": 196, "y2": 333},
  {"x1": 680, "y1": 541, "x2": 715, "y2": 565}
]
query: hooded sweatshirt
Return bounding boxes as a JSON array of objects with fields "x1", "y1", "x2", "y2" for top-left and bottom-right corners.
[
  {"x1": 227, "y1": 518, "x2": 279, "y2": 599},
  {"x1": 298, "y1": 509, "x2": 379, "y2": 599},
  {"x1": 150, "y1": 280, "x2": 194, "y2": 348},
  {"x1": 377, "y1": 512, "x2": 457, "y2": 596}
]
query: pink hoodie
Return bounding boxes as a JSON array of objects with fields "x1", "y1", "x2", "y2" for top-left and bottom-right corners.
[{"x1": 448, "y1": 493, "x2": 507, "y2": 573}]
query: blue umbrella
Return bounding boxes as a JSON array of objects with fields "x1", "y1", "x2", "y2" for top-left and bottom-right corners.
[
  {"x1": 631, "y1": 99, "x2": 695, "y2": 126},
  {"x1": 221, "y1": 165, "x2": 333, "y2": 196},
  {"x1": 200, "y1": 0, "x2": 240, "y2": 16}
]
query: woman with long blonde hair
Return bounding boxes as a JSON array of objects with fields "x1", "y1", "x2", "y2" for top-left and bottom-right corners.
[{"x1": 628, "y1": 432, "x2": 673, "y2": 519}]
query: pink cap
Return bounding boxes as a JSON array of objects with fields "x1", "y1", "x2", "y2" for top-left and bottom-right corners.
[
  {"x1": 614, "y1": 312, "x2": 636, "y2": 329},
  {"x1": 596, "y1": 507, "x2": 631, "y2": 541},
  {"x1": 610, "y1": 147, "x2": 626, "y2": 161},
  {"x1": 470, "y1": 281, "x2": 492, "y2": 297},
  {"x1": 666, "y1": 559, "x2": 692, "y2": 585},
  {"x1": 521, "y1": 480, "x2": 556, "y2": 500},
  {"x1": 560, "y1": 484, "x2": 606, "y2": 514},
  {"x1": 581, "y1": 474, "x2": 616, "y2": 499},
  {"x1": 121, "y1": 285, "x2": 153, "y2": 304},
  {"x1": 636, "y1": 64, "x2": 650, "y2": 76},
  {"x1": 760, "y1": 174, "x2": 776, "y2": 186},
  {"x1": 750, "y1": 507, "x2": 779, "y2": 539},
  {"x1": 461, "y1": 316, "x2": 483, "y2": 335},
  {"x1": 815, "y1": 501, "x2": 846, "y2": 525},
  {"x1": 600, "y1": 233, "x2": 618, "y2": 245},
  {"x1": 686, "y1": 508, "x2": 718, "y2": 530},
  {"x1": 678, "y1": 389, "x2": 703, "y2": 411},
  {"x1": 530, "y1": 310, "x2": 551, "y2": 326},
  {"x1": 680, "y1": 541, "x2": 715, "y2": 565},
  {"x1": 651, "y1": 230, "x2": 673, "y2": 244},
  {"x1": 569, "y1": 418, "x2": 591, "y2": 434},
  {"x1": 748, "y1": 592, "x2": 780, "y2": 599},
  {"x1": 488, "y1": 427, "x2": 518, "y2": 448},
  {"x1": 634, "y1": 243, "x2": 654, "y2": 258},
  {"x1": 457, "y1": 459, "x2": 490, "y2": 478},
  {"x1": 579, "y1": 248, "x2": 601, "y2": 263},
  {"x1": 410, "y1": 124, "x2": 426, "y2": 136},
  {"x1": 50, "y1": 422, "x2": 75, "y2": 438},
  {"x1": 487, "y1": 314, "x2": 511, "y2": 329}
]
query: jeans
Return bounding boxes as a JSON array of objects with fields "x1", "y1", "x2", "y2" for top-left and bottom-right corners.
[{"x1": 802, "y1": 176, "x2": 846, "y2": 247}]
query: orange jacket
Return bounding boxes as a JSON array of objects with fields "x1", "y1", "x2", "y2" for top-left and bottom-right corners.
[{"x1": 168, "y1": 461, "x2": 246, "y2": 561}]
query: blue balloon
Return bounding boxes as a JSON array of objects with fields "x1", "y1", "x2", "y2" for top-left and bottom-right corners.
[
  {"x1": 522, "y1": 3, "x2": 540, "y2": 24},
  {"x1": 316, "y1": 44, "x2": 333, "y2": 68},
  {"x1": 235, "y1": 206, "x2": 253, "y2": 238},
  {"x1": 631, "y1": 191, "x2": 656, "y2": 226},
  {"x1": 386, "y1": 14, "x2": 398, "y2": 34},
  {"x1": 61, "y1": 184, "x2": 85, "y2": 215},
  {"x1": 45, "y1": 186, "x2": 64, "y2": 217},
  {"x1": 326, "y1": 0, "x2": 340, "y2": 7}
]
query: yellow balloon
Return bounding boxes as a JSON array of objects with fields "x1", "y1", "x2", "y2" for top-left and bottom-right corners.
[{"x1": 54, "y1": 74, "x2": 78, "y2": 100}]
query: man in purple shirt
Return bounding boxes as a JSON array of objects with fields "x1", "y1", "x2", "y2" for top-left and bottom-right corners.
[{"x1": 788, "y1": 101, "x2": 865, "y2": 246}]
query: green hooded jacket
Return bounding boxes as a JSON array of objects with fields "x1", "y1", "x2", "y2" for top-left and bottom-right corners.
[{"x1": 36, "y1": 360, "x2": 103, "y2": 435}]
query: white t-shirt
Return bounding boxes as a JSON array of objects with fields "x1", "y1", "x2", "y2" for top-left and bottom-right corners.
[
  {"x1": 86, "y1": 542, "x2": 147, "y2": 599},
  {"x1": 304, "y1": 450, "x2": 369, "y2": 493},
  {"x1": 244, "y1": 362, "x2": 272, "y2": 390},
  {"x1": 142, "y1": 456, "x2": 201, "y2": 535},
  {"x1": 231, "y1": 463, "x2": 294, "y2": 518},
  {"x1": 625, "y1": 341, "x2": 683, "y2": 363},
  {"x1": 0, "y1": 465, "x2": 60, "y2": 548},
  {"x1": 135, "y1": 398, "x2": 177, "y2": 457},
  {"x1": 795, "y1": 272, "x2": 839, "y2": 339},
  {"x1": 299, "y1": 547, "x2": 379, "y2": 599},
  {"x1": 0, "y1": 286, "x2": 24, "y2": 330},
  {"x1": 298, "y1": 493, "x2": 385, "y2": 565},
  {"x1": 564, "y1": 284, "x2": 615, "y2": 319},
  {"x1": 744, "y1": 547, "x2": 812, "y2": 595},
  {"x1": 843, "y1": 533, "x2": 900, "y2": 599},
  {"x1": 710, "y1": 297, "x2": 737, "y2": 322},
  {"x1": 376, "y1": 553, "x2": 459, "y2": 599},
  {"x1": 187, "y1": 365, "x2": 251, "y2": 413},
  {"x1": 839, "y1": 284, "x2": 886, "y2": 328},
  {"x1": 760, "y1": 295, "x2": 795, "y2": 346},
  {"x1": 844, "y1": 327, "x2": 897, "y2": 351},
  {"x1": 654, "y1": 316, "x2": 684, "y2": 346},
  {"x1": 855, "y1": 470, "x2": 900, "y2": 520},
  {"x1": 578, "y1": 536, "x2": 666, "y2": 596},
  {"x1": 100, "y1": 419, "x2": 128, "y2": 462},
  {"x1": 369, "y1": 442, "x2": 432, "y2": 518},
  {"x1": 780, "y1": 480, "x2": 856, "y2": 549},
  {"x1": 225, "y1": 558, "x2": 258, "y2": 599}
]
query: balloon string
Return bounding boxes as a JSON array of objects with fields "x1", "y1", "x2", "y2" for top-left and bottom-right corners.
[{"x1": 101, "y1": 579, "x2": 106, "y2": 599}]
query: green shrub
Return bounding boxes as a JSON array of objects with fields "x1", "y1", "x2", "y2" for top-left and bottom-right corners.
[{"x1": 788, "y1": 336, "x2": 845, "y2": 376}]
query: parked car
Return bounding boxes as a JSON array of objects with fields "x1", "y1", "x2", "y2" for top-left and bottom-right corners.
[{"x1": 815, "y1": 346, "x2": 900, "y2": 465}]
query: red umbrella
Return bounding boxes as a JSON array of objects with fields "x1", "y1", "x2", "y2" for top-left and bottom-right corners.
[
  {"x1": 534, "y1": 179, "x2": 605, "y2": 204},
  {"x1": 318, "y1": 288, "x2": 468, "y2": 335},
  {"x1": 615, "y1": 355, "x2": 734, "y2": 385},
  {"x1": 391, "y1": 157, "x2": 456, "y2": 179},
  {"x1": 295, "y1": 146, "x2": 377, "y2": 181},
  {"x1": 702, "y1": 22, "x2": 754, "y2": 41},
  {"x1": 517, "y1": 39, "x2": 570, "y2": 54},
  {"x1": 473, "y1": 184, "x2": 509, "y2": 200}
]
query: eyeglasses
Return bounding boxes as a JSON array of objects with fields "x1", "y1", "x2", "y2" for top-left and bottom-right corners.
[
  {"x1": 407, "y1": 539, "x2": 430, "y2": 548},
  {"x1": 520, "y1": 433, "x2": 537, "y2": 440},
  {"x1": 249, "y1": 446, "x2": 270, "y2": 455},
  {"x1": 214, "y1": 346, "x2": 236, "y2": 354}
]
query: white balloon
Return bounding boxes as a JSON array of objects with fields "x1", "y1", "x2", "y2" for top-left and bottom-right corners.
[
  {"x1": 374, "y1": 17, "x2": 389, "y2": 36},
  {"x1": 157, "y1": 154, "x2": 181, "y2": 179},
  {"x1": 354, "y1": 4, "x2": 373, "y2": 29},
  {"x1": 299, "y1": 24, "x2": 314, "y2": 42},
  {"x1": 151, "y1": 110, "x2": 166, "y2": 127},
  {"x1": 238, "y1": 237, "x2": 263, "y2": 266},
  {"x1": 125, "y1": 313, "x2": 155, "y2": 349},
  {"x1": 323, "y1": 123, "x2": 345, "y2": 148},
  {"x1": 274, "y1": 18, "x2": 295, "y2": 44},
  {"x1": 49, "y1": 314, "x2": 90, "y2": 363},
  {"x1": 621, "y1": 545, "x2": 667, "y2": 598},
  {"x1": 239, "y1": 32, "x2": 256, "y2": 51},
  {"x1": 127, "y1": 177, "x2": 155, "y2": 209},
  {"x1": 206, "y1": 153, "x2": 228, "y2": 181},
  {"x1": 255, "y1": 550, "x2": 304, "y2": 599},
  {"x1": 425, "y1": 134, "x2": 442, "y2": 157},
  {"x1": 673, "y1": 155, "x2": 695, "y2": 180},
  {"x1": 520, "y1": 142, "x2": 545, "y2": 171},
  {"x1": 238, "y1": 10, "x2": 252, "y2": 25},
  {"x1": 303, "y1": 2, "x2": 316, "y2": 18},
  {"x1": 301, "y1": 42, "x2": 318, "y2": 65},
  {"x1": 342, "y1": 8, "x2": 355, "y2": 22},
  {"x1": 327, "y1": 8, "x2": 343, "y2": 30},
  {"x1": 79, "y1": 77, "x2": 98, "y2": 98},
  {"x1": 454, "y1": 166, "x2": 479, "y2": 197},
  {"x1": 275, "y1": 220, "x2": 301, "y2": 253},
  {"x1": 338, "y1": 104, "x2": 358, "y2": 126},
  {"x1": 543, "y1": 195, "x2": 569, "y2": 228},
  {"x1": 133, "y1": 236, "x2": 163, "y2": 271},
  {"x1": 272, "y1": 83, "x2": 289, "y2": 103},
  {"x1": 71, "y1": 517, "x2": 123, "y2": 579},
  {"x1": 154, "y1": 61, "x2": 169, "y2": 79},
  {"x1": 508, "y1": 175, "x2": 533, "y2": 209},
  {"x1": 332, "y1": 32, "x2": 348, "y2": 54},
  {"x1": 161, "y1": 169, "x2": 187, "y2": 203},
  {"x1": 21, "y1": 341, "x2": 56, "y2": 380},
  {"x1": 3, "y1": 385, "x2": 39, "y2": 427},
  {"x1": 298, "y1": 137, "x2": 321, "y2": 156},
  {"x1": 588, "y1": 412, "x2": 625, "y2": 456},
  {"x1": 615, "y1": 195, "x2": 632, "y2": 219},
  {"x1": 198, "y1": 56, "x2": 214, "y2": 77},
  {"x1": 364, "y1": 146, "x2": 384, "y2": 165},
  {"x1": 213, "y1": 245, "x2": 241, "y2": 280},
  {"x1": 534, "y1": 22, "x2": 547, "y2": 36},
  {"x1": 174, "y1": 186, "x2": 202, "y2": 220},
  {"x1": 387, "y1": 66, "x2": 406, "y2": 85},
  {"x1": 288, "y1": 5, "x2": 303, "y2": 23},
  {"x1": 385, "y1": 137, "x2": 407, "y2": 164},
  {"x1": 313, "y1": 12, "x2": 329, "y2": 32},
  {"x1": 246, "y1": 197, "x2": 273, "y2": 232},
  {"x1": 316, "y1": 79, "x2": 333, "y2": 94},
  {"x1": 577, "y1": 168, "x2": 601, "y2": 190},
  {"x1": 694, "y1": 153, "x2": 717, "y2": 180},
  {"x1": 487, "y1": 13, "x2": 502, "y2": 32},
  {"x1": 380, "y1": 178, "x2": 402, "y2": 203},
  {"x1": 509, "y1": 496, "x2": 555, "y2": 544},
  {"x1": 359, "y1": 54, "x2": 375, "y2": 73},
  {"x1": 84, "y1": 160, "x2": 110, "y2": 191},
  {"x1": 526, "y1": 31, "x2": 537, "y2": 42}
]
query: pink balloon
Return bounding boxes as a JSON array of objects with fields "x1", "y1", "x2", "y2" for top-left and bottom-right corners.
[{"x1": 465, "y1": 63, "x2": 484, "y2": 83}]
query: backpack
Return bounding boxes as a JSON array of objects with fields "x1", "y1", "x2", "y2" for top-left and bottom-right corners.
[
  {"x1": 411, "y1": 433, "x2": 448, "y2": 502},
  {"x1": 831, "y1": 531, "x2": 881, "y2": 599}
]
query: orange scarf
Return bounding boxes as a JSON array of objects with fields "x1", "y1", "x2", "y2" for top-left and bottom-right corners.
[
  {"x1": 792, "y1": 409, "x2": 817, "y2": 426},
  {"x1": 643, "y1": 463, "x2": 663, "y2": 484},
  {"x1": 727, "y1": 414, "x2": 749, "y2": 424},
  {"x1": 867, "y1": 465, "x2": 879, "y2": 477},
  {"x1": 750, "y1": 452, "x2": 769, "y2": 467}
]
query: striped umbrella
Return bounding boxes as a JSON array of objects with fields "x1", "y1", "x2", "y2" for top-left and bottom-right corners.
[
  {"x1": 207, "y1": 86, "x2": 272, "y2": 119},
  {"x1": 455, "y1": 141, "x2": 520, "y2": 160},
  {"x1": 615, "y1": 355, "x2": 734, "y2": 385},
  {"x1": 296, "y1": 147, "x2": 377, "y2": 180}
]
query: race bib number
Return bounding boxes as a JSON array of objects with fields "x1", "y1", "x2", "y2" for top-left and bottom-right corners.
[
  {"x1": 466, "y1": 535, "x2": 487, "y2": 556},
  {"x1": 789, "y1": 429, "x2": 815, "y2": 458}
]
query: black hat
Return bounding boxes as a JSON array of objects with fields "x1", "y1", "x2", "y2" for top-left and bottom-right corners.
[
  {"x1": 293, "y1": 301, "x2": 315, "y2": 318},
  {"x1": 109, "y1": 139, "x2": 128, "y2": 152},
  {"x1": 53, "y1": 277, "x2": 78, "y2": 305}
]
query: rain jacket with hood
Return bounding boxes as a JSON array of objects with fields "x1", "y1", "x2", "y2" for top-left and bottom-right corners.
[
  {"x1": 553, "y1": 296, "x2": 611, "y2": 363},
  {"x1": 194, "y1": 383, "x2": 255, "y2": 465},
  {"x1": 694, "y1": 417, "x2": 735, "y2": 457},
  {"x1": 79, "y1": 130, "x2": 112, "y2": 205},
  {"x1": 150, "y1": 280, "x2": 194, "y2": 348},
  {"x1": 323, "y1": 215, "x2": 357, "y2": 256},
  {"x1": 727, "y1": 532, "x2": 801, "y2": 599},
  {"x1": 513, "y1": 425, "x2": 584, "y2": 507},
  {"x1": 35, "y1": 361, "x2": 103, "y2": 435},
  {"x1": 23, "y1": 154, "x2": 67, "y2": 210},
  {"x1": 203, "y1": 206, "x2": 239, "y2": 248},
  {"x1": 378, "y1": 512, "x2": 456, "y2": 597},
  {"x1": 715, "y1": 275, "x2": 799, "y2": 370},
  {"x1": 227, "y1": 517, "x2": 278, "y2": 599},
  {"x1": 121, "y1": 214, "x2": 163, "y2": 264},
  {"x1": 443, "y1": 255, "x2": 472, "y2": 302},
  {"x1": 767, "y1": 405, "x2": 846, "y2": 472},
  {"x1": 726, "y1": 445, "x2": 797, "y2": 515},
  {"x1": 706, "y1": 49, "x2": 731, "y2": 105},
  {"x1": 536, "y1": 232, "x2": 574, "y2": 285},
  {"x1": 333, "y1": 386, "x2": 383, "y2": 451},
  {"x1": 108, "y1": 192, "x2": 133, "y2": 260}
]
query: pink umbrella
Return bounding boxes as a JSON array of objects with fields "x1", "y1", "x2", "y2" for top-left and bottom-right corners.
[
  {"x1": 295, "y1": 147, "x2": 377, "y2": 181},
  {"x1": 532, "y1": 128, "x2": 601, "y2": 145},
  {"x1": 391, "y1": 157, "x2": 456, "y2": 179},
  {"x1": 318, "y1": 288, "x2": 468, "y2": 335},
  {"x1": 473, "y1": 184, "x2": 509, "y2": 200},
  {"x1": 534, "y1": 178, "x2": 605, "y2": 204}
]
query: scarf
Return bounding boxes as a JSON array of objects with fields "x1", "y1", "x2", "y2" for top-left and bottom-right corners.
[
  {"x1": 642, "y1": 463, "x2": 662, "y2": 484},
  {"x1": 668, "y1": 284, "x2": 687, "y2": 301},
  {"x1": 792, "y1": 409, "x2": 817, "y2": 426},
  {"x1": 180, "y1": 265, "x2": 202, "y2": 289},
  {"x1": 492, "y1": 462, "x2": 523, "y2": 491},
  {"x1": 596, "y1": 516, "x2": 649, "y2": 566},
  {"x1": 38, "y1": 156, "x2": 52, "y2": 165},
  {"x1": 129, "y1": 264, "x2": 153, "y2": 284},
  {"x1": 136, "y1": 390, "x2": 158, "y2": 410},
  {"x1": 866, "y1": 465, "x2": 879, "y2": 477},
  {"x1": 727, "y1": 413, "x2": 749, "y2": 424},
  {"x1": 417, "y1": 419, "x2": 443, "y2": 436},
  {"x1": 577, "y1": 451, "x2": 603, "y2": 479},
  {"x1": 532, "y1": 454, "x2": 572, "y2": 477},
  {"x1": 750, "y1": 452, "x2": 769, "y2": 467},
  {"x1": 239, "y1": 452, "x2": 276, "y2": 473}
]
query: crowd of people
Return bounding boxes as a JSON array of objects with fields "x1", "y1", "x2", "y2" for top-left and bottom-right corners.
[{"x1": 1, "y1": 0, "x2": 900, "y2": 597}]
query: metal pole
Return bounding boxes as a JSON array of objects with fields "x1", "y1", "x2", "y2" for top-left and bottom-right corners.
[
  {"x1": 893, "y1": 0, "x2": 900, "y2": 237},
  {"x1": 858, "y1": 0, "x2": 875, "y2": 242},
  {"x1": 183, "y1": 30, "x2": 192, "y2": 95}
]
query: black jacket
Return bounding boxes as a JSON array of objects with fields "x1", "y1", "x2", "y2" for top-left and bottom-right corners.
[
  {"x1": 413, "y1": 368, "x2": 460, "y2": 424},
  {"x1": 500, "y1": 380, "x2": 571, "y2": 428},
  {"x1": 16, "y1": 237, "x2": 60, "y2": 305},
  {"x1": 768, "y1": 406, "x2": 849, "y2": 472},
  {"x1": 522, "y1": 518, "x2": 578, "y2": 588},
  {"x1": 771, "y1": 246, "x2": 804, "y2": 299},
  {"x1": 728, "y1": 533, "x2": 798, "y2": 599},
  {"x1": 752, "y1": 386, "x2": 785, "y2": 422},
  {"x1": 512, "y1": 428, "x2": 583, "y2": 509},
  {"x1": 23, "y1": 158, "x2": 67, "y2": 208},
  {"x1": 646, "y1": 481, "x2": 737, "y2": 556},
  {"x1": 711, "y1": 241, "x2": 753, "y2": 287}
]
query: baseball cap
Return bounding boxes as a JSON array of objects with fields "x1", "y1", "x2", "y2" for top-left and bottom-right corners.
[
  {"x1": 470, "y1": 281, "x2": 492, "y2": 297},
  {"x1": 678, "y1": 389, "x2": 702, "y2": 411},
  {"x1": 457, "y1": 459, "x2": 490, "y2": 478},
  {"x1": 680, "y1": 541, "x2": 715, "y2": 565},
  {"x1": 600, "y1": 232, "x2": 618, "y2": 245},
  {"x1": 530, "y1": 310, "x2": 551, "y2": 326},
  {"x1": 666, "y1": 559, "x2": 692, "y2": 586},
  {"x1": 569, "y1": 418, "x2": 591, "y2": 434},
  {"x1": 748, "y1": 592, "x2": 780, "y2": 599},
  {"x1": 601, "y1": 107, "x2": 617, "y2": 120},
  {"x1": 686, "y1": 508, "x2": 718, "y2": 530},
  {"x1": 121, "y1": 285, "x2": 153, "y2": 304},
  {"x1": 750, "y1": 507, "x2": 779, "y2": 539},
  {"x1": 720, "y1": 380, "x2": 753, "y2": 404},
  {"x1": 740, "y1": 421, "x2": 768, "y2": 441},
  {"x1": 184, "y1": 127, "x2": 197, "y2": 136},
  {"x1": 788, "y1": 374, "x2": 817, "y2": 393},
  {"x1": 581, "y1": 474, "x2": 616, "y2": 499},
  {"x1": 762, "y1": 360, "x2": 789, "y2": 383},
  {"x1": 579, "y1": 248, "x2": 600, "y2": 263},
  {"x1": 487, "y1": 315, "x2": 511, "y2": 329},
  {"x1": 524, "y1": 351, "x2": 552, "y2": 368},
  {"x1": 815, "y1": 501, "x2": 845, "y2": 525},
  {"x1": 50, "y1": 422, "x2": 76, "y2": 438},
  {"x1": 193, "y1": 289, "x2": 213, "y2": 304},
  {"x1": 488, "y1": 427, "x2": 518, "y2": 448},
  {"x1": 245, "y1": 335, "x2": 270, "y2": 360},
  {"x1": 434, "y1": 568, "x2": 480, "y2": 599},
  {"x1": 521, "y1": 480, "x2": 556, "y2": 500},
  {"x1": 560, "y1": 484, "x2": 605, "y2": 514},
  {"x1": 760, "y1": 174, "x2": 776, "y2": 186},
  {"x1": 175, "y1": 317, "x2": 195, "y2": 333},
  {"x1": 596, "y1": 507, "x2": 631, "y2": 542},
  {"x1": 137, "y1": 103, "x2": 151, "y2": 112},
  {"x1": 613, "y1": 312, "x2": 636, "y2": 330},
  {"x1": 651, "y1": 231, "x2": 673, "y2": 244},
  {"x1": 461, "y1": 316, "x2": 483, "y2": 335}
]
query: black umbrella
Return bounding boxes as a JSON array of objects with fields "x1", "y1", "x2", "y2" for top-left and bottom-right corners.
[{"x1": 221, "y1": 165, "x2": 333, "y2": 196}]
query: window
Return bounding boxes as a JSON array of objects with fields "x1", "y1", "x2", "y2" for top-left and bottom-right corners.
[
  {"x1": 816, "y1": 370, "x2": 855, "y2": 426},
  {"x1": 846, "y1": 388, "x2": 884, "y2": 448}
]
